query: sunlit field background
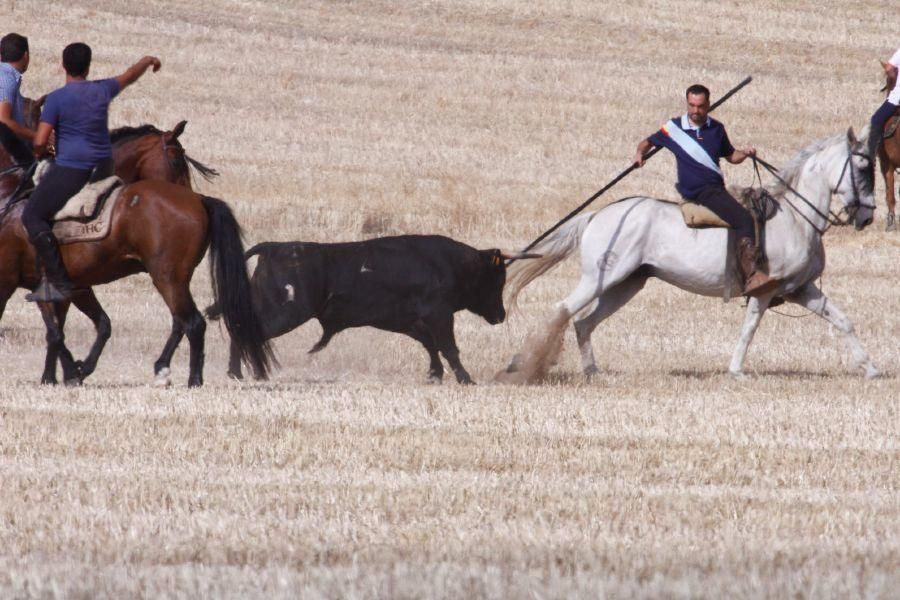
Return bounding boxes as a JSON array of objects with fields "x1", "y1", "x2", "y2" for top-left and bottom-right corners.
[{"x1": 1, "y1": 1, "x2": 898, "y2": 597}]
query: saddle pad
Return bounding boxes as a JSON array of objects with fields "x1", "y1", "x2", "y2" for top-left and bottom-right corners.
[
  {"x1": 679, "y1": 202, "x2": 729, "y2": 228},
  {"x1": 54, "y1": 176, "x2": 122, "y2": 220},
  {"x1": 885, "y1": 112, "x2": 900, "y2": 139},
  {"x1": 53, "y1": 185, "x2": 124, "y2": 245}
]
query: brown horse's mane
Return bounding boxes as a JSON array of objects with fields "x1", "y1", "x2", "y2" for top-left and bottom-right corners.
[
  {"x1": 109, "y1": 123, "x2": 219, "y2": 182},
  {"x1": 110, "y1": 124, "x2": 165, "y2": 145}
]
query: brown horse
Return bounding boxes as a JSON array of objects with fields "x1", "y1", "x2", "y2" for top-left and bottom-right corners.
[
  {"x1": 0, "y1": 122, "x2": 265, "y2": 387},
  {"x1": 877, "y1": 61, "x2": 900, "y2": 231}
]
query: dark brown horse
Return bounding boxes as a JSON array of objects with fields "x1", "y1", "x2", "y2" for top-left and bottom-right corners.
[
  {"x1": 878, "y1": 61, "x2": 900, "y2": 231},
  {"x1": 0, "y1": 121, "x2": 267, "y2": 387}
]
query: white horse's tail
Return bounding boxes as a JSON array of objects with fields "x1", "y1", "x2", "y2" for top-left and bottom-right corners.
[{"x1": 506, "y1": 211, "x2": 597, "y2": 308}]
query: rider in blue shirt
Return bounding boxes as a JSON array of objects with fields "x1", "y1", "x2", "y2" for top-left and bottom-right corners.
[
  {"x1": 633, "y1": 84, "x2": 777, "y2": 297},
  {"x1": 0, "y1": 33, "x2": 36, "y2": 166},
  {"x1": 24, "y1": 42, "x2": 160, "y2": 302}
]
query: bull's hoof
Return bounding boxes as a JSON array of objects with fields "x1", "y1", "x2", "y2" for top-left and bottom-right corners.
[
  {"x1": 583, "y1": 365, "x2": 600, "y2": 381},
  {"x1": 227, "y1": 369, "x2": 244, "y2": 381},
  {"x1": 40, "y1": 375, "x2": 58, "y2": 386},
  {"x1": 153, "y1": 367, "x2": 172, "y2": 388},
  {"x1": 886, "y1": 213, "x2": 896, "y2": 232},
  {"x1": 63, "y1": 375, "x2": 83, "y2": 387},
  {"x1": 426, "y1": 373, "x2": 443, "y2": 385}
]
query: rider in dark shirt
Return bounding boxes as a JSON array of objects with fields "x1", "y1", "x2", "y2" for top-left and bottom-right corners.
[
  {"x1": 633, "y1": 84, "x2": 777, "y2": 297},
  {"x1": 24, "y1": 42, "x2": 160, "y2": 302}
]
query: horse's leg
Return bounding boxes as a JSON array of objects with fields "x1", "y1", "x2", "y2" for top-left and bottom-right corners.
[
  {"x1": 500, "y1": 274, "x2": 604, "y2": 384},
  {"x1": 880, "y1": 146, "x2": 896, "y2": 231},
  {"x1": 885, "y1": 163, "x2": 896, "y2": 232},
  {"x1": 728, "y1": 293, "x2": 777, "y2": 379},
  {"x1": 152, "y1": 318, "x2": 184, "y2": 387},
  {"x1": 40, "y1": 301, "x2": 70, "y2": 384},
  {"x1": 36, "y1": 301, "x2": 82, "y2": 385},
  {"x1": 151, "y1": 279, "x2": 206, "y2": 387},
  {"x1": 574, "y1": 274, "x2": 648, "y2": 380},
  {"x1": 70, "y1": 291, "x2": 112, "y2": 381},
  {"x1": 785, "y1": 283, "x2": 879, "y2": 378}
]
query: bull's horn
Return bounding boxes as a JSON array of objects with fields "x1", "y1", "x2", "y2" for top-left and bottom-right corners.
[{"x1": 500, "y1": 250, "x2": 542, "y2": 260}]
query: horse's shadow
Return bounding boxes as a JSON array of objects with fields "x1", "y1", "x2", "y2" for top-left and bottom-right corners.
[{"x1": 668, "y1": 367, "x2": 893, "y2": 380}]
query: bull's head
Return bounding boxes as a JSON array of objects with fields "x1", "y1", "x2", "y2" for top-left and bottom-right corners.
[{"x1": 469, "y1": 249, "x2": 540, "y2": 325}]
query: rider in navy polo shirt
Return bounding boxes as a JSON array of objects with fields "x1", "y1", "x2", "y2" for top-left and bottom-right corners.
[
  {"x1": 24, "y1": 42, "x2": 160, "y2": 302},
  {"x1": 633, "y1": 84, "x2": 777, "y2": 297}
]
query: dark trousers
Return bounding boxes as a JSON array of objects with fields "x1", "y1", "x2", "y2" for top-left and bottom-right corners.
[
  {"x1": 869, "y1": 100, "x2": 899, "y2": 160},
  {"x1": 22, "y1": 158, "x2": 115, "y2": 240},
  {"x1": 692, "y1": 184, "x2": 755, "y2": 244},
  {"x1": 0, "y1": 121, "x2": 34, "y2": 166}
]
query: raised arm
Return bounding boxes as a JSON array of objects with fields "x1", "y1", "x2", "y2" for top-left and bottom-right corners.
[{"x1": 114, "y1": 56, "x2": 161, "y2": 91}]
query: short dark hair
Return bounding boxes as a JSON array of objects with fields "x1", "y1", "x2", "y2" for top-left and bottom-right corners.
[
  {"x1": 685, "y1": 84, "x2": 711, "y2": 101},
  {"x1": 0, "y1": 33, "x2": 29, "y2": 63},
  {"x1": 62, "y1": 42, "x2": 91, "y2": 77}
]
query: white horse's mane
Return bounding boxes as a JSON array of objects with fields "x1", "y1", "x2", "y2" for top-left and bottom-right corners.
[
  {"x1": 772, "y1": 125, "x2": 870, "y2": 196},
  {"x1": 771, "y1": 133, "x2": 844, "y2": 195}
]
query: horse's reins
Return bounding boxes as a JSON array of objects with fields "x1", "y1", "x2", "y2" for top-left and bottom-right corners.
[{"x1": 752, "y1": 146, "x2": 873, "y2": 235}]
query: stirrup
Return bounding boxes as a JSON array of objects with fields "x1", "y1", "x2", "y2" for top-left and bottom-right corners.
[{"x1": 25, "y1": 277, "x2": 75, "y2": 303}]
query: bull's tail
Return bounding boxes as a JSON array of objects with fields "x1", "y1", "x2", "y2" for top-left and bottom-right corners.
[
  {"x1": 201, "y1": 196, "x2": 277, "y2": 379},
  {"x1": 506, "y1": 211, "x2": 597, "y2": 308}
]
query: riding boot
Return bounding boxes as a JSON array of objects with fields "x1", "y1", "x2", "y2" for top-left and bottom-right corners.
[
  {"x1": 738, "y1": 237, "x2": 779, "y2": 297},
  {"x1": 25, "y1": 231, "x2": 76, "y2": 303}
]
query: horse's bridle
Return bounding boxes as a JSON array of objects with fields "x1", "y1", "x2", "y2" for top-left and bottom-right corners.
[
  {"x1": 753, "y1": 144, "x2": 874, "y2": 235},
  {"x1": 831, "y1": 144, "x2": 876, "y2": 226}
]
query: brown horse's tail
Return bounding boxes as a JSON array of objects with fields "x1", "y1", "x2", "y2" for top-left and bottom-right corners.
[{"x1": 201, "y1": 196, "x2": 277, "y2": 379}]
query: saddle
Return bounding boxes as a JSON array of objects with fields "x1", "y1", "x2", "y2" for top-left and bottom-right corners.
[
  {"x1": 51, "y1": 176, "x2": 124, "y2": 245},
  {"x1": 884, "y1": 110, "x2": 900, "y2": 140},
  {"x1": 678, "y1": 186, "x2": 779, "y2": 229}
]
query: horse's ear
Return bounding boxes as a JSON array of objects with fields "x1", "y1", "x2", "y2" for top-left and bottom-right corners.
[
  {"x1": 170, "y1": 120, "x2": 187, "y2": 140},
  {"x1": 847, "y1": 126, "x2": 858, "y2": 146}
]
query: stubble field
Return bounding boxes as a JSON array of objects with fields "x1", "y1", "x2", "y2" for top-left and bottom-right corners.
[{"x1": 1, "y1": 1, "x2": 898, "y2": 597}]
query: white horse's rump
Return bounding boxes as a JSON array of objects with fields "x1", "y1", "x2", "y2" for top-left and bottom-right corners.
[{"x1": 499, "y1": 129, "x2": 878, "y2": 383}]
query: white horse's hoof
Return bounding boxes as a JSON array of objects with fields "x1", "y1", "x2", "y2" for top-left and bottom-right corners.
[
  {"x1": 154, "y1": 367, "x2": 172, "y2": 387},
  {"x1": 864, "y1": 366, "x2": 880, "y2": 380},
  {"x1": 729, "y1": 370, "x2": 748, "y2": 381}
]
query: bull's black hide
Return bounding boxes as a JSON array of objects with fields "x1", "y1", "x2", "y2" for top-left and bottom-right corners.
[{"x1": 207, "y1": 235, "x2": 509, "y2": 384}]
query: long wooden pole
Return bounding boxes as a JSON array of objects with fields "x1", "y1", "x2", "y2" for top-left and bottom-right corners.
[{"x1": 509, "y1": 76, "x2": 753, "y2": 263}]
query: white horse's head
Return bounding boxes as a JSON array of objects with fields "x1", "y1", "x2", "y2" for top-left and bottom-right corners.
[{"x1": 835, "y1": 127, "x2": 876, "y2": 230}]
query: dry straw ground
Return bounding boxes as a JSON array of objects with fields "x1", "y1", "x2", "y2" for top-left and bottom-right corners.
[{"x1": 1, "y1": 0, "x2": 898, "y2": 598}]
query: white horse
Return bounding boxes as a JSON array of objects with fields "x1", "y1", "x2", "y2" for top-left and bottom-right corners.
[{"x1": 500, "y1": 128, "x2": 878, "y2": 383}]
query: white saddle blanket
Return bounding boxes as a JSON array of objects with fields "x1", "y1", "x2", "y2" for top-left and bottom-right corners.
[{"x1": 54, "y1": 176, "x2": 122, "y2": 220}]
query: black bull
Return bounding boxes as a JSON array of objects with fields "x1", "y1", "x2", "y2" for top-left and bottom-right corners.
[{"x1": 206, "y1": 235, "x2": 534, "y2": 383}]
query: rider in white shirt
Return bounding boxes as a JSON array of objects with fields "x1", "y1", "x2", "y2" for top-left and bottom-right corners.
[{"x1": 868, "y1": 47, "x2": 900, "y2": 162}]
